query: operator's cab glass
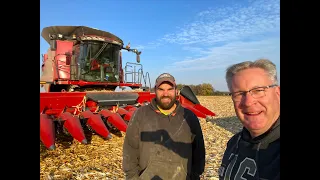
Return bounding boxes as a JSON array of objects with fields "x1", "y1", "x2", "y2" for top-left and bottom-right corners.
[{"x1": 76, "y1": 40, "x2": 120, "y2": 82}]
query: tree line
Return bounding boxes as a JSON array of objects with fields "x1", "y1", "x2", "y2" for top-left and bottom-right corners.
[{"x1": 150, "y1": 83, "x2": 230, "y2": 96}]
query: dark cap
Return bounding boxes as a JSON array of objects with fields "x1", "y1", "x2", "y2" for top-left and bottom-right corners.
[{"x1": 155, "y1": 73, "x2": 176, "y2": 88}]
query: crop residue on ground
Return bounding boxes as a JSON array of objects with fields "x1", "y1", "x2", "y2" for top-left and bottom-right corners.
[{"x1": 40, "y1": 96, "x2": 243, "y2": 180}]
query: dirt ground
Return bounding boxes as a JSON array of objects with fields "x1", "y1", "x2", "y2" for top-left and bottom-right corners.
[{"x1": 40, "y1": 96, "x2": 243, "y2": 180}]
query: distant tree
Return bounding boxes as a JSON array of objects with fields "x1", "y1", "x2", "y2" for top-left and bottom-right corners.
[
  {"x1": 213, "y1": 91, "x2": 230, "y2": 96},
  {"x1": 149, "y1": 82, "x2": 230, "y2": 96},
  {"x1": 190, "y1": 85, "x2": 199, "y2": 95},
  {"x1": 197, "y1": 83, "x2": 214, "y2": 95},
  {"x1": 176, "y1": 84, "x2": 185, "y2": 91}
]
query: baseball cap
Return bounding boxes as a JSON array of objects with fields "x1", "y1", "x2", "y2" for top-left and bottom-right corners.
[{"x1": 155, "y1": 73, "x2": 176, "y2": 88}]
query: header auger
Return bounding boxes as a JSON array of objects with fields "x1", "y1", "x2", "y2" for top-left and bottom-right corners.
[{"x1": 40, "y1": 26, "x2": 216, "y2": 150}]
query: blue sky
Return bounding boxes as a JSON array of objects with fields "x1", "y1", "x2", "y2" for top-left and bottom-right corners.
[{"x1": 40, "y1": 0, "x2": 280, "y2": 92}]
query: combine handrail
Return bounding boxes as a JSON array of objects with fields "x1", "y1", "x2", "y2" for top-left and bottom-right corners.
[
  {"x1": 124, "y1": 62, "x2": 143, "y2": 84},
  {"x1": 123, "y1": 62, "x2": 151, "y2": 90},
  {"x1": 140, "y1": 71, "x2": 151, "y2": 91},
  {"x1": 137, "y1": 68, "x2": 143, "y2": 84}
]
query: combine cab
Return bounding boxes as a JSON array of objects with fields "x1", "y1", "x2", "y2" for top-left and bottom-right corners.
[{"x1": 40, "y1": 26, "x2": 216, "y2": 150}]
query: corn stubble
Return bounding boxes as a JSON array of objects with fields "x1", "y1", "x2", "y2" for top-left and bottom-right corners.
[{"x1": 40, "y1": 96, "x2": 243, "y2": 180}]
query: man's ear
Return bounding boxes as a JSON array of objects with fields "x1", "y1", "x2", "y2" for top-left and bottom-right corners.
[
  {"x1": 276, "y1": 86, "x2": 280, "y2": 96},
  {"x1": 275, "y1": 86, "x2": 280, "y2": 103}
]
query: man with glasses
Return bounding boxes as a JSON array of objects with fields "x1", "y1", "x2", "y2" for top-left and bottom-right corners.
[{"x1": 218, "y1": 59, "x2": 280, "y2": 180}]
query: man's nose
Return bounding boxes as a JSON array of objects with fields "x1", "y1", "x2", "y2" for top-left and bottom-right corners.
[
  {"x1": 241, "y1": 92, "x2": 256, "y2": 107},
  {"x1": 162, "y1": 90, "x2": 170, "y2": 96}
]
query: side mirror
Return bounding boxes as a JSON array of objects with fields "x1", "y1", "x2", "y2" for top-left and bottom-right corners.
[
  {"x1": 137, "y1": 54, "x2": 140, "y2": 63},
  {"x1": 133, "y1": 49, "x2": 141, "y2": 63}
]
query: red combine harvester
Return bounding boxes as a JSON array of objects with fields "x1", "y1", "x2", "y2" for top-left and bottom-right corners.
[{"x1": 40, "y1": 26, "x2": 216, "y2": 150}]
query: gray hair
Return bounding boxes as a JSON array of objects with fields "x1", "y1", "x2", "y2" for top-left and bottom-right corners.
[{"x1": 225, "y1": 59, "x2": 278, "y2": 91}]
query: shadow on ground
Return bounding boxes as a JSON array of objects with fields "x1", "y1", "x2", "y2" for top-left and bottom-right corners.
[{"x1": 206, "y1": 116, "x2": 243, "y2": 135}]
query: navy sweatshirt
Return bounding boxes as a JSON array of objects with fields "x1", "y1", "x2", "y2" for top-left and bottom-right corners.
[{"x1": 219, "y1": 118, "x2": 280, "y2": 180}]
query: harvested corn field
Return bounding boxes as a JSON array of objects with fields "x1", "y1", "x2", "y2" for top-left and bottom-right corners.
[{"x1": 40, "y1": 96, "x2": 243, "y2": 180}]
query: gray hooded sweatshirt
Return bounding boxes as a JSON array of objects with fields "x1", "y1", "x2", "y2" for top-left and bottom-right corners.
[{"x1": 122, "y1": 98, "x2": 205, "y2": 180}]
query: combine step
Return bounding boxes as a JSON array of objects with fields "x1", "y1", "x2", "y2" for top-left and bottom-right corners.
[
  {"x1": 81, "y1": 110, "x2": 111, "y2": 139},
  {"x1": 99, "y1": 109, "x2": 128, "y2": 132},
  {"x1": 59, "y1": 112, "x2": 88, "y2": 144},
  {"x1": 40, "y1": 114, "x2": 56, "y2": 150}
]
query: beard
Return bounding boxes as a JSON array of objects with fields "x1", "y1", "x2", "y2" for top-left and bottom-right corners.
[{"x1": 156, "y1": 95, "x2": 176, "y2": 110}]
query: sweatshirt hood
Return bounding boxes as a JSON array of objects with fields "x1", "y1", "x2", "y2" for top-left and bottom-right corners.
[
  {"x1": 231, "y1": 116, "x2": 280, "y2": 179},
  {"x1": 241, "y1": 117, "x2": 280, "y2": 149}
]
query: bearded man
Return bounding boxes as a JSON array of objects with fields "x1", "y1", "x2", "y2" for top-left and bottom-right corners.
[{"x1": 122, "y1": 73, "x2": 206, "y2": 180}]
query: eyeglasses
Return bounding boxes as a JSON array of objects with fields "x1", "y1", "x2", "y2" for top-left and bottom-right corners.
[{"x1": 229, "y1": 84, "x2": 278, "y2": 102}]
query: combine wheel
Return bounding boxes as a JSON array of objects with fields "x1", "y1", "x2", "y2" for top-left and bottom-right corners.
[
  {"x1": 40, "y1": 114, "x2": 56, "y2": 150},
  {"x1": 59, "y1": 112, "x2": 88, "y2": 144}
]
